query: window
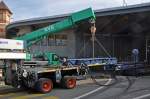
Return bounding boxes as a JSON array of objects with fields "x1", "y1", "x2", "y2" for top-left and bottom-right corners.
[
  {"x1": 0, "y1": 28, "x2": 4, "y2": 33},
  {"x1": 41, "y1": 37, "x2": 48, "y2": 46},
  {"x1": 48, "y1": 35, "x2": 56, "y2": 46},
  {"x1": 34, "y1": 34, "x2": 67, "y2": 46},
  {"x1": 6, "y1": 14, "x2": 10, "y2": 22},
  {"x1": 55, "y1": 35, "x2": 67, "y2": 46},
  {"x1": 0, "y1": 13, "x2": 3, "y2": 20},
  {"x1": 48, "y1": 34, "x2": 67, "y2": 46}
]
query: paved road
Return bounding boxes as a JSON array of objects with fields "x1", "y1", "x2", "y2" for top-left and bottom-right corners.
[
  {"x1": 83, "y1": 76, "x2": 150, "y2": 99},
  {"x1": 0, "y1": 76, "x2": 150, "y2": 99},
  {"x1": 0, "y1": 79, "x2": 108, "y2": 99}
]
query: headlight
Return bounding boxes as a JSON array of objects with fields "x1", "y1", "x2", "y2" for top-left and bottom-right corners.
[{"x1": 22, "y1": 70, "x2": 28, "y2": 78}]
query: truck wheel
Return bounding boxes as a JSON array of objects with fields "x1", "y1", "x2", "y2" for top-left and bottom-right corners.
[
  {"x1": 62, "y1": 76, "x2": 76, "y2": 89},
  {"x1": 36, "y1": 78, "x2": 53, "y2": 93}
]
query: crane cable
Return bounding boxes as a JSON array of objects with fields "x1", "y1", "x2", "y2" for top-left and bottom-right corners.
[
  {"x1": 89, "y1": 20, "x2": 135, "y2": 87},
  {"x1": 84, "y1": 20, "x2": 118, "y2": 86}
]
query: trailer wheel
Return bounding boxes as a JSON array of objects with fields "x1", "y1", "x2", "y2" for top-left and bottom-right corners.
[
  {"x1": 36, "y1": 78, "x2": 53, "y2": 93},
  {"x1": 62, "y1": 76, "x2": 76, "y2": 89}
]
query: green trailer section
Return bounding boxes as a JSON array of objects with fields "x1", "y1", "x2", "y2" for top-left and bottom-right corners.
[
  {"x1": 16, "y1": 8, "x2": 95, "y2": 48},
  {"x1": 32, "y1": 51, "x2": 60, "y2": 65}
]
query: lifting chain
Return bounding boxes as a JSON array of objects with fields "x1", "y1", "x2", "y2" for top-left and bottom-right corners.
[
  {"x1": 90, "y1": 19, "x2": 96, "y2": 34},
  {"x1": 90, "y1": 19, "x2": 96, "y2": 58}
]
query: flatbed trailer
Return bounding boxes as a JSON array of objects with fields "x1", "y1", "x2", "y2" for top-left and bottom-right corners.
[
  {"x1": 68, "y1": 57, "x2": 117, "y2": 71},
  {"x1": 68, "y1": 57, "x2": 117, "y2": 66},
  {"x1": 17, "y1": 61, "x2": 80, "y2": 93},
  {"x1": 20, "y1": 57, "x2": 117, "y2": 91}
]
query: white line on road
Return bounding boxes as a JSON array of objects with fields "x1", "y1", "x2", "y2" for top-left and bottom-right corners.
[
  {"x1": 133, "y1": 93, "x2": 150, "y2": 99},
  {"x1": 73, "y1": 79, "x2": 112, "y2": 99}
]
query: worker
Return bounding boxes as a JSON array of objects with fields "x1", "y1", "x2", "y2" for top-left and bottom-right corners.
[
  {"x1": 132, "y1": 49, "x2": 139, "y2": 77},
  {"x1": 59, "y1": 57, "x2": 68, "y2": 66},
  {"x1": 132, "y1": 49, "x2": 139, "y2": 63}
]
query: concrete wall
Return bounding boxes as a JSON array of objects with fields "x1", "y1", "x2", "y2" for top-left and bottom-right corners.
[
  {"x1": 74, "y1": 32, "x2": 136, "y2": 61},
  {"x1": 30, "y1": 29, "x2": 76, "y2": 58},
  {"x1": 75, "y1": 32, "x2": 115, "y2": 58},
  {"x1": 12, "y1": 22, "x2": 150, "y2": 61},
  {"x1": 75, "y1": 31, "x2": 85, "y2": 58}
]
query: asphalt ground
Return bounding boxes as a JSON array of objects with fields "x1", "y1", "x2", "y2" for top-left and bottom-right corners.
[
  {"x1": 0, "y1": 78, "x2": 109, "y2": 99},
  {"x1": 0, "y1": 76, "x2": 150, "y2": 99},
  {"x1": 83, "y1": 76, "x2": 150, "y2": 99}
]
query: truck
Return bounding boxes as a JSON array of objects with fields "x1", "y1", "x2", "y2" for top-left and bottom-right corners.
[{"x1": 0, "y1": 8, "x2": 117, "y2": 93}]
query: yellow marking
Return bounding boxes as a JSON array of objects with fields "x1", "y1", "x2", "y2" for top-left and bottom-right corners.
[
  {"x1": 38, "y1": 67, "x2": 78, "y2": 73},
  {"x1": 0, "y1": 93, "x2": 16, "y2": 98},
  {"x1": 10, "y1": 93, "x2": 45, "y2": 99},
  {"x1": 62, "y1": 67, "x2": 77, "y2": 70},
  {"x1": 38, "y1": 70, "x2": 56, "y2": 73},
  {"x1": 42, "y1": 96, "x2": 59, "y2": 99},
  {"x1": 88, "y1": 64, "x2": 104, "y2": 67}
]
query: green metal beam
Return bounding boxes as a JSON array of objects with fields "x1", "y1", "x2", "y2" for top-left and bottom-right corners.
[{"x1": 16, "y1": 8, "x2": 95, "y2": 48}]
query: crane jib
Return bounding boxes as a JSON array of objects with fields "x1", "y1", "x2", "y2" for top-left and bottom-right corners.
[{"x1": 16, "y1": 8, "x2": 96, "y2": 48}]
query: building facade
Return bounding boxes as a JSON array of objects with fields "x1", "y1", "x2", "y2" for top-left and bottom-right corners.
[
  {"x1": 0, "y1": 1, "x2": 12, "y2": 38},
  {"x1": 6, "y1": 3, "x2": 150, "y2": 63},
  {"x1": 0, "y1": 1, "x2": 12, "y2": 79}
]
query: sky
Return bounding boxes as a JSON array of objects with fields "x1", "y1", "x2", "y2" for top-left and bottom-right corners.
[{"x1": 2, "y1": 0, "x2": 150, "y2": 21}]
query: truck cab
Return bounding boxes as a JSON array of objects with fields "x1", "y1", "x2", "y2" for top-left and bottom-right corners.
[{"x1": 0, "y1": 38, "x2": 27, "y2": 86}]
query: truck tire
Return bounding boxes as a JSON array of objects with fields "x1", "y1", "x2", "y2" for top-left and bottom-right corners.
[
  {"x1": 35, "y1": 78, "x2": 53, "y2": 93},
  {"x1": 62, "y1": 76, "x2": 76, "y2": 89}
]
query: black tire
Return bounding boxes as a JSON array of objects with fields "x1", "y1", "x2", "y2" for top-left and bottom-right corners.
[
  {"x1": 35, "y1": 78, "x2": 53, "y2": 93},
  {"x1": 79, "y1": 63, "x2": 89, "y2": 75},
  {"x1": 61, "y1": 76, "x2": 76, "y2": 89}
]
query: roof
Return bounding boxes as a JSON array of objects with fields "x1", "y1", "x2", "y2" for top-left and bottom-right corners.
[
  {"x1": 0, "y1": 1, "x2": 12, "y2": 14},
  {"x1": 6, "y1": 2, "x2": 150, "y2": 31}
]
